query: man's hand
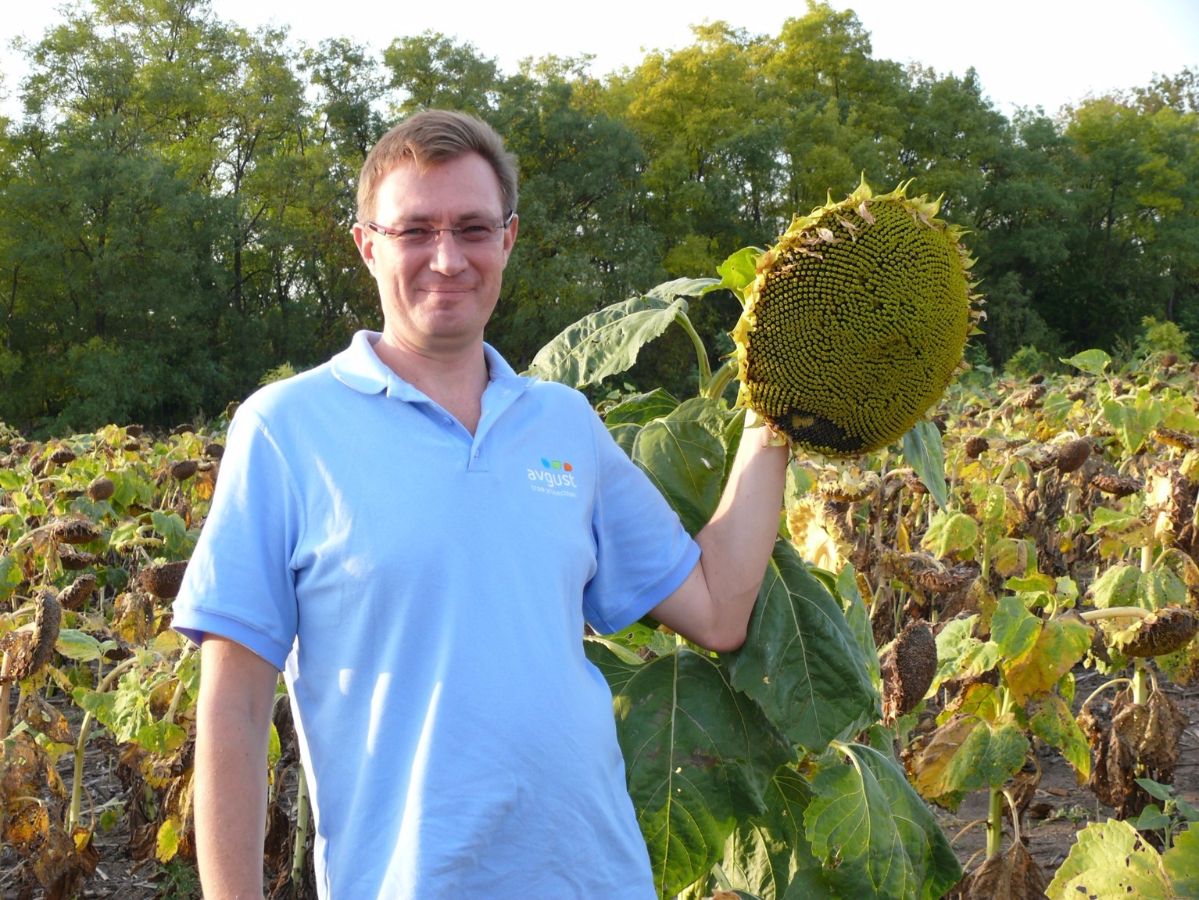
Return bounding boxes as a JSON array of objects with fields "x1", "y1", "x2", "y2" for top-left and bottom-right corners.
[{"x1": 195, "y1": 635, "x2": 279, "y2": 899}]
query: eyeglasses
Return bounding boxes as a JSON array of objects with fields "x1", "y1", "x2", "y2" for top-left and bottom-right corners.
[{"x1": 363, "y1": 212, "x2": 515, "y2": 246}]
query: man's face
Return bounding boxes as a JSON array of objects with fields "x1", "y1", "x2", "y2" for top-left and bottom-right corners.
[{"x1": 352, "y1": 152, "x2": 517, "y2": 357}]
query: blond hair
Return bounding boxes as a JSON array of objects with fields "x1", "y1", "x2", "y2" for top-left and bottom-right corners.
[{"x1": 357, "y1": 110, "x2": 518, "y2": 223}]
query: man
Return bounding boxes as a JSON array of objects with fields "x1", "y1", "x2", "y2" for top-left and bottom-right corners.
[{"x1": 174, "y1": 110, "x2": 788, "y2": 899}]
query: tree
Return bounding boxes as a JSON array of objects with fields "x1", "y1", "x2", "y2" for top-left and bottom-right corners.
[
  {"x1": 612, "y1": 22, "x2": 773, "y2": 273},
  {"x1": 0, "y1": 126, "x2": 227, "y2": 428},
  {"x1": 969, "y1": 112, "x2": 1075, "y2": 361},
  {"x1": 1049, "y1": 96, "x2": 1194, "y2": 350},
  {"x1": 383, "y1": 32, "x2": 501, "y2": 117},
  {"x1": 490, "y1": 58, "x2": 664, "y2": 368},
  {"x1": 896, "y1": 66, "x2": 1009, "y2": 223},
  {"x1": 0, "y1": 0, "x2": 366, "y2": 429}
]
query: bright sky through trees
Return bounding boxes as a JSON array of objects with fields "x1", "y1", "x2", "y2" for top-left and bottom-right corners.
[{"x1": 3, "y1": 0, "x2": 1196, "y2": 119}]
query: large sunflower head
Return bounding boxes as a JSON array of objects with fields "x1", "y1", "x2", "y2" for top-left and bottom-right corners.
[{"x1": 732, "y1": 178, "x2": 983, "y2": 457}]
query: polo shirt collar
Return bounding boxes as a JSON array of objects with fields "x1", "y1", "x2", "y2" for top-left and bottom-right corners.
[{"x1": 330, "y1": 330, "x2": 528, "y2": 401}]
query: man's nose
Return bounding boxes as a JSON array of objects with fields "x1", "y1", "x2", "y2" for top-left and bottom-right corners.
[{"x1": 429, "y1": 230, "x2": 468, "y2": 274}]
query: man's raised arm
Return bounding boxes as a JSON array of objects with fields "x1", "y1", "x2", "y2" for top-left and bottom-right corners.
[{"x1": 651, "y1": 421, "x2": 790, "y2": 652}]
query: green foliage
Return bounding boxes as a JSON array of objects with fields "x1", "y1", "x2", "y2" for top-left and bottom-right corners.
[
  {"x1": 1129, "y1": 778, "x2": 1199, "y2": 850},
  {"x1": 591, "y1": 645, "x2": 793, "y2": 897},
  {"x1": 259, "y1": 363, "x2": 298, "y2": 386},
  {"x1": 728, "y1": 540, "x2": 880, "y2": 752},
  {"x1": 155, "y1": 857, "x2": 202, "y2": 900},
  {"x1": 717, "y1": 768, "x2": 829, "y2": 899},
  {"x1": 1101, "y1": 385, "x2": 1165, "y2": 454},
  {"x1": 631, "y1": 398, "x2": 729, "y2": 535},
  {"x1": 1135, "y1": 315, "x2": 1192, "y2": 361},
  {"x1": 1166, "y1": 823, "x2": 1199, "y2": 897},
  {"x1": 1003, "y1": 344, "x2": 1055, "y2": 378},
  {"x1": 74, "y1": 671, "x2": 161, "y2": 744},
  {"x1": 921, "y1": 509, "x2": 979, "y2": 559},
  {"x1": 804, "y1": 743, "x2": 961, "y2": 898},
  {"x1": 1029, "y1": 695, "x2": 1091, "y2": 781},
  {"x1": 525, "y1": 294, "x2": 693, "y2": 389},
  {"x1": 902, "y1": 421, "x2": 949, "y2": 509},
  {"x1": 1061, "y1": 348, "x2": 1113, "y2": 376}
]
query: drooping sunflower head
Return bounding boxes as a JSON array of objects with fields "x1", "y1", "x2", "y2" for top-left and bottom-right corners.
[{"x1": 732, "y1": 178, "x2": 983, "y2": 457}]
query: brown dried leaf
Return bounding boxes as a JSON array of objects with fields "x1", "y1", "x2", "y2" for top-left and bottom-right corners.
[
  {"x1": 112, "y1": 590, "x2": 156, "y2": 644},
  {"x1": 1009, "y1": 757, "x2": 1042, "y2": 821},
  {"x1": 4, "y1": 801, "x2": 51, "y2": 851},
  {"x1": 0, "y1": 731, "x2": 50, "y2": 802},
  {"x1": 140, "y1": 740, "x2": 193, "y2": 793},
  {"x1": 194, "y1": 465, "x2": 218, "y2": 501},
  {"x1": 954, "y1": 839, "x2": 1048, "y2": 899},
  {"x1": 912, "y1": 715, "x2": 978, "y2": 808},
  {"x1": 0, "y1": 591, "x2": 62, "y2": 682},
  {"x1": 263, "y1": 798, "x2": 293, "y2": 877},
  {"x1": 1080, "y1": 687, "x2": 1187, "y2": 817},
  {"x1": 15, "y1": 694, "x2": 73, "y2": 744},
  {"x1": 1125, "y1": 688, "x2": 1187, "y2": 774},
  {"x1": 129, "y1": 820, "x2": 158, "y2": 863},
  {"x1": 32, "y1": 820, "x2": 93, "y2": 898},
  {"x1": 71, "y1": 826, "x2": 100, "y2": 875}
]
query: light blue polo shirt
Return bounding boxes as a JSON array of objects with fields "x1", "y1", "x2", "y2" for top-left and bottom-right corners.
[{"x1": 173, "y1": 331, "x2": 700, "y2": 899}]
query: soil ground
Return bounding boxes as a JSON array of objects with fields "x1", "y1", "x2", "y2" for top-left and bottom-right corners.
[{"x1": 4, "y1": 666, "x2": 1197, "y2": 898}]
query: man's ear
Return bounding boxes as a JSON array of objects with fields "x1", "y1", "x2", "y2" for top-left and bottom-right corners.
[
  {"x1": 501, "y1": 214, "x2": 519, "y2": 263},
  {"x1": 352, "y1": 223, "x2": 375, "y2": 273}
]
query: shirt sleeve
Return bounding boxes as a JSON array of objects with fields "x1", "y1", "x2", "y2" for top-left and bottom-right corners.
[
  {"x1": 171, "y1": 406, "x2": 302, "y2": 670},
  {"x1": 582, "y1": 408, "x2": 700, "y2": 634}
]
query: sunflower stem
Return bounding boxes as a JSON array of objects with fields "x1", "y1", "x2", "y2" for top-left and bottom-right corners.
[
  {"x1": 290, "y1": 765, "x2": 311, "y2": 888},
  {"x1": 1132, "y1": 660, "x2": 1149, "y2": 706},
  {"x1": 705, "y1": 358, "x2": 739, "y2": 402},
  {"x1": 69, "y1": 656, "x2": 141, "y2": 830},
  {"x1": 0, "y1": 651, "x2": 11, "y2": 739},
  {"x1": 986, "y1": 786, "x2": 1004, "y2": 859},
  {"x1": 674, "y1": 311, "x2": 711, "y2": 395},
  {"x1": 1076, "y1": 606, "x2": 1152, "y2": 623}
]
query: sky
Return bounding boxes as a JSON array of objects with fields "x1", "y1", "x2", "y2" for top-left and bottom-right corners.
[{"x1": 2, "y1": 0, "x2": 1197, "y2": 119}]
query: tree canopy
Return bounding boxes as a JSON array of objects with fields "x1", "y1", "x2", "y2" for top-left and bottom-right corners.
[{"x1": 1, "y1": 0, "x2": 1195, "y2": 433}]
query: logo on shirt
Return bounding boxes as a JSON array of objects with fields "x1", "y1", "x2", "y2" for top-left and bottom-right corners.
[{"x1": 528, "y1": 457, "x2": 577, "y2": 497}]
